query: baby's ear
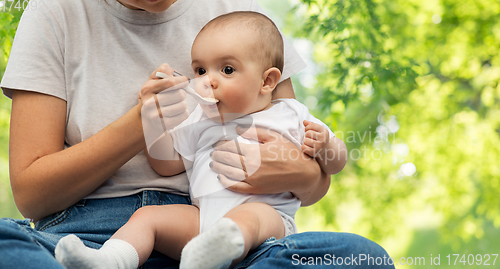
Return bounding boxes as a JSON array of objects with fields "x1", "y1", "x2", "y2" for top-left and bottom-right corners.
[{"x1": 261, "y1": 67, "x2": 282, "y2": 94}]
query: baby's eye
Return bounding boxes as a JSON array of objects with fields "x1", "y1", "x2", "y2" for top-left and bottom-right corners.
[
  {"x1": 222, "y1": 66, "x2": 234, "y2": 75},
  {"x1": 197, "y1": 68, "x2": 206, "y2": 76}
]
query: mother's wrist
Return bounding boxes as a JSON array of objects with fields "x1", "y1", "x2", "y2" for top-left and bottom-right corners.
[{"x1": 133, "y1": 102, "x2": 143, "y2": 118}]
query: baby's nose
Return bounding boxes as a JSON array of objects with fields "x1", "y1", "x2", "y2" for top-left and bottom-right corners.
[
  {"x1": 195, "y1": 75, "x2": 216, "y2": 99},
  {"x1": 206, "y1": 75, "x2": 219, "y2": 90},
  {"x1": 203, "y1": 75, "x2": 212, "y2": 88}
]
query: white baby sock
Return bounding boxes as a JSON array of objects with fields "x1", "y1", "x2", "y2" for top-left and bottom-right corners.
[
  {"x1": 180, "y1": 218, "x2": 245, "y2": 269},
  {"x1": 55, "y1": 234, "x2": 139, "y2": 269}
]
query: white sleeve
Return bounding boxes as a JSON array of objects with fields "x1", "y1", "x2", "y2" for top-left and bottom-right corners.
[
  {"x1": 303, "y1": 112, "x2": 336, "y2": 138},
  {"x1": 1, "y1": 3, "x2": 66, "y2": 100},
  {"x1": 169, "y1": 106, "x2": 204, "y2": 161},
  {"x1": 250, "y1": 1, "x2": 307, "y2": 81},
  {"x1": 282, "y1": 99, "x2": 335, "y2": 138}
]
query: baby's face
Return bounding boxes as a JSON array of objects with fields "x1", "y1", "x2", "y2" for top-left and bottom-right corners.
[
  {"x1": 191, "y1": 26, "x2": 266, "y2": 122},
  {"x1": 117, "y1": 0, "x2": 178, "y2": 13}
]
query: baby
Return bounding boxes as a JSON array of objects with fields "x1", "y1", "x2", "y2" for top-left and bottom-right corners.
[{"x1": 55, "y1": 11, "x2": 346, "y2": 269}]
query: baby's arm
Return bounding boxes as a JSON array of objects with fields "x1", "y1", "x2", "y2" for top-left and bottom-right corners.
[
  {"x1": 301, "y1": 120, "x2": 347, "y2": 175},
  {"x1": 145, "y1": 132, "x2": 190, "y2": 176}
]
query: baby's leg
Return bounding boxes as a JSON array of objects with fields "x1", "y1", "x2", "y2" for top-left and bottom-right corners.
[
  {"x1": 180, "y1": 202, "x2": 284, "y2": 269},
  {"x1": 112, "y1": 204, "x2": 200, "y2": 262},
  {"x1": 225, "y1": 202, "x2": 285, "y2": 264},
  {"x1": 55, "y1": 204, "x2": 199, "y2": 269}
]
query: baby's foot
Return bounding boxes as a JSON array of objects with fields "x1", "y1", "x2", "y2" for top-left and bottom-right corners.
[
  {"x1": 180, "y1": 218, "x2": 245, "y2": 269},
  {"x1": 55, "y1": 234, "x2": 138, "y2": 269}
]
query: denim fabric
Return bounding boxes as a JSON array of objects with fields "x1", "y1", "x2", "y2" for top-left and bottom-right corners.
[
  {"x1": 0, "y1": 191, "x2": 393, "y2": 269},
  {"x1": 236, "y1": 233, "x2": 394, "y2": 268},
  {"x1": 0, "y1": 191, "x2": 189, "y2": 269}
]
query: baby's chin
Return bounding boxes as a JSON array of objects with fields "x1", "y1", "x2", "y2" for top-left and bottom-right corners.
[
  {"x1": 205, "y1": 114, "x2": 241, "y2": 124},
  {"x1": 200, "y1": 104, "x2": 221, "y2": 122}
]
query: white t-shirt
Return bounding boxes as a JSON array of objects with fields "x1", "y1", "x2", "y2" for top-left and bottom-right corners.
[
  {"x1": 170, "y1": 99, "x2": 334, "y2": 232},
  {"x1": 0, "y1": 0, "x2": 306, "y2": 199}
]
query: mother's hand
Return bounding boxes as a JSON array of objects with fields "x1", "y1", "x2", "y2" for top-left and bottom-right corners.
[
  {"x1": 210, "y1": 126, "x2": 330, "y2": 206},
  {"x1": 139, "y1": 64, "x2": 190, "y2": 130}
]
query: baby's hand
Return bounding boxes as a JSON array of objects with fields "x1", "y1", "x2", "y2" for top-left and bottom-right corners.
[{"x1": 301, "y1": 120, "x2": 330, "y2": 158}]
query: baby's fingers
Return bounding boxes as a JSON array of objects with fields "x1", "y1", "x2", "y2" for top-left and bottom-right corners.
[
  {"x1": 304, "y1": 136, "x2": 324, "y2": 149},
  {"x1": 301, "y1": 144, "x2": 316, "y2": 158},
  {"x1": 304, "y1": 130, "x2": 321, "y2": 140},
  {"x1": 303, "y1": 120, "x2": 325, "y2": 132},
  {"x1": 305, "y1": 129, "x2": 329, "y2": 144}
]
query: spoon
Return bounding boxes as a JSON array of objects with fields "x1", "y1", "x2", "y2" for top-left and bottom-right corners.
[{"x1": 155, "y1": 71, "x2": 219, "y2": 105}]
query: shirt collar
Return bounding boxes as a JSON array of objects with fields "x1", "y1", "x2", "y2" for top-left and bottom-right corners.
[{"x1": 101, "y1": 0, "x2": 195, "y2": 25}]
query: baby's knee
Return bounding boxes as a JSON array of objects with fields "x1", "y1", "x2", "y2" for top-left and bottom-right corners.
[{"x1": 130, "y1": 206, "x2": 160, "y2": 222}]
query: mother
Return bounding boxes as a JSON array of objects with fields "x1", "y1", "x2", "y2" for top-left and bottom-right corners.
[{"x1": 0, "y1": 0, "x2": 392, "y2": 268}]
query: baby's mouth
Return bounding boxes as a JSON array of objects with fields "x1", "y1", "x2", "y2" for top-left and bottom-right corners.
[{"x1": 207, "y1": 102, "x2": 218, "y2": 110}]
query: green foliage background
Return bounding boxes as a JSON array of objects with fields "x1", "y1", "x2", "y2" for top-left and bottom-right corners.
[
  {"x1": 0, "y1": 10, "x2": 22, "y2": 219},
  {"x1": 264, "y1": 0, "x2": 500, "y2": 267},
  {"x1": 1, "y1": 1, "x2": 500, "y2": 267}
]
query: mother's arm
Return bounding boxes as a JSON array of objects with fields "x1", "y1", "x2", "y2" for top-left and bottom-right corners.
[
  {"x1": 210, "y1": 78, "x2": 331, "y2": 206},
  {"x1": 9, "y1": 64, "x2": 188, "y2": 221},
  {"x1": 9, "y1": 90, "x2": 145, "y2": 221}
]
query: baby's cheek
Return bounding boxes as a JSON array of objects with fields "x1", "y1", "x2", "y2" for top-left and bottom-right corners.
[
  {"x1": 223, "y1": 91, "x2": 242, "y2": 102},
  {"x1": 223, "y1": 93, "x2": 246, "y2": 109}
]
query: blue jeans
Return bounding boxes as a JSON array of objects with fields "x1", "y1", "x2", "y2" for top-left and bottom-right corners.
[{"x1": 0, "y1": 191, "x2": 394, "y2": 268}]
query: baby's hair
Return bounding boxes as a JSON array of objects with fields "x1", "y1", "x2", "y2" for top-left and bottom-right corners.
[{"x1": 199, "y1": 11, "x2": 284, "y2": 73}]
